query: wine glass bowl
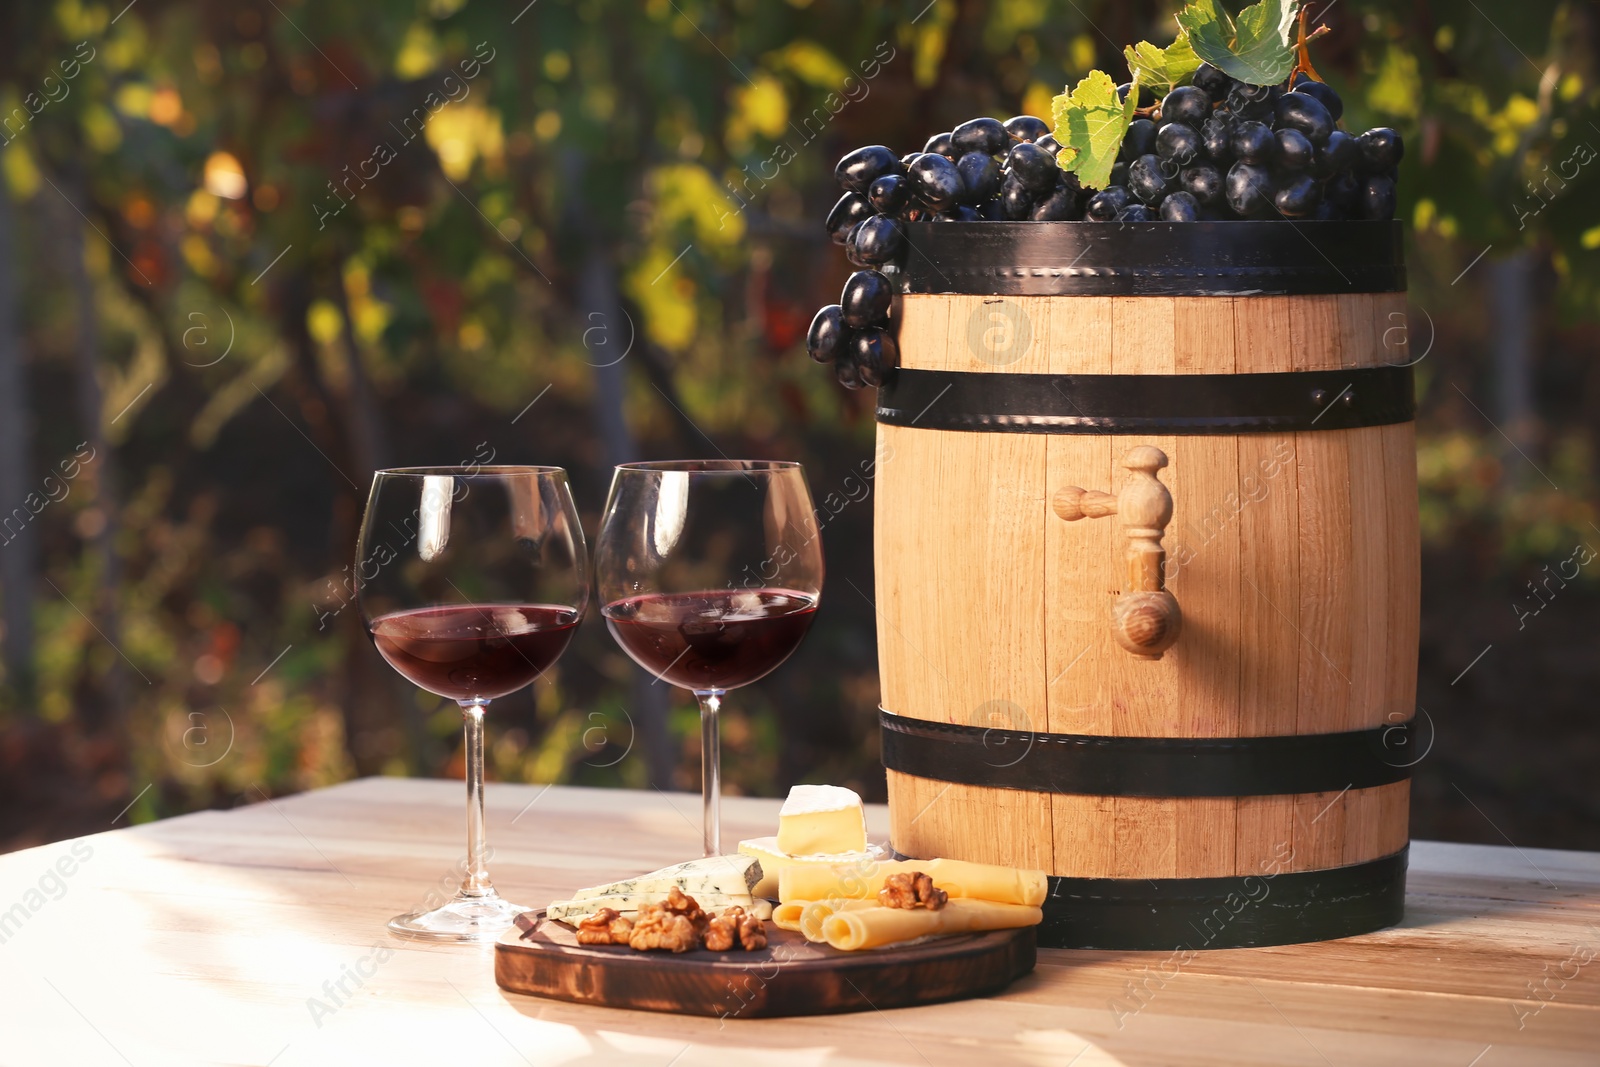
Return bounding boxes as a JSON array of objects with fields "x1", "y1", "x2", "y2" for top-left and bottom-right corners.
[
  {"x1": 596, "y1": 460, "x2": 823, "y2": 855},
  {"x1": 356, "y1": 466, "x2": 587, "y2": 942}
]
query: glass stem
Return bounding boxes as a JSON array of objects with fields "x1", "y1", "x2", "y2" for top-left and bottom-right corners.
[
  {"x1": 695, "y1": 689, "x2": 723, "y2": 856},
  {"x1": 459, "y1": 700, "x2": 493, "y2": 897}
]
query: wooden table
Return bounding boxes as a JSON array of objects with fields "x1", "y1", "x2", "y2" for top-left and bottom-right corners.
[{"x1": 1, "y1": 778, "x2": 1596, "y2": 1066}]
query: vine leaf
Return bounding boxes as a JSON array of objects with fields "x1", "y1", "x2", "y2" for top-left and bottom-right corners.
[
  {"x1": 1123, "y1": 34, "x2": 1201, "y2": 96},
  {"x1": 1175, "y1": 0, "x2": 1299, "y2": 86},
  {"x1": 1051, "y1": 69, "x2": 1140, "y2": 191}
]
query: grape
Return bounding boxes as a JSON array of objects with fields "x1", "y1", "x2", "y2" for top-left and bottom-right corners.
[
  {"x1": 1035, "y1": 133, "x2": 1063, "y2": 156},
  {"x1": 806, "y1": 305, "x2": 847, "y2": 365},
  {"x1": 851, "y1": 328, "x2": 897, "y2": 388},
  {"x1": 951, "y1": 117, "x2": 1009, "y2": 156},
  {"x1": 907, "y1": 152, "x2": 963, "y2": 212},
  {"x1": 1030, "y1": 181, "x2": 1081, "y2": 221},
  {"x1": 1193, "y1": 62, "x2": 1235, "y2": 102},
  {"x1": 956, "y1": 151, "x2": 1002, "y2": 204},
  {"x1": 999, "y1": 171, "x2": 1036, "y2": 219},
  {"x1": 1275, "y1": 92, "x2": 1333, "y2": 144},
  {"x1": 1273, "y1": 174, "x2": 1320, "y2": 217},
  {"x1": 868, "y1": 173, "x2": 911, "y2": 215},
  {"x1": 1228, "y1": 82, "x2": 1280, "y2": 122},
  {"x1": 1156, "y1": 122, "x2": 1202, "y2": 166},
  {"x1": 1324, "y1": 170, "x2": 1360, "y2": 212},
  {"x1": 1359, "y1": 174, "x2": 1397, "y2": 220},
  {"x1": 1085, "y1": 186, "x2": 1129, "y2": 222},
  {"x1": 1358, "y1": 128, "x2": 1405, "y2": 172},
  {"x1": 1109, "y1": 161, "x2": 1130, "y2": 188},
  {"x1": 1201, "y1": 114, "x2": 1236, "y2": 162},
  {"x1": 1181, "y1": 162, "x2": 1224, "y2": 206},
  {"x1": 1161, "y1": 86, "x2": 1212, "y2": 128},
  {"x1": 1116, "y1": 203, "x2": 1155, "y2": 222},
  {"x1": 1275, "y1": 128, "x2": 1315, "y2": 171},
  {"x1": 923, "y1": 132, "x2": 955, "y2": 158},
  {"x1": 826, "y1": 193, "x2": 873, "y2": 244},
  {"x1": 977, "y1": 199, "x2": 1004, "y2": 221},
  {"x1": 843, "y1": 222, "x2": 872, "y2": 267},
  {"x1": 1230, "y1": 121, "x2": 1276, "y2": 165},
  {"x1": 900, "y1": 151, "x2": 924, "y2": 169},
  {"x1": 1117, "y1": 82, "x2": 1159, "y2": 107},
  {"x1": 1225, "y1": 161, "x2": 1275, "y2": 217},
  {"x1": 1006, "y1": 142, "x2": 1059, "y2": 191},
  {"x1": 1118, "y1": 118, "x2": 1158, "y2": 162},
  {"x1": 836, "y1": 350, "x2": 862, "y2": 389},
  {"x1": 840, "y1": 269, "x2": 893, "y2": 328},
  {"x1": 835, "y1": 146, "x2": 902, "y2": 194},
  {"x1": 1127, "y1": 154, "x2": 1171, "y2": 205},
  {"x1": 1159, "y1": 191, "x2": 1200, "y2": 222},
  {"x1": 1004, "y1": 115, "x2": 1051, "y2": 143},
  {"x1": 946, "y1": 204, "x2": 982, "y2": 222},
  {"x1": 1311, "y1": 130, "x2": 1356, "y2": 179},
  {"x1": 1291, "y1": 77, "x2": 1343, "y2": 121},
  {"x1": 851, "y1": 215, "x2": 904, "y2": 265}
]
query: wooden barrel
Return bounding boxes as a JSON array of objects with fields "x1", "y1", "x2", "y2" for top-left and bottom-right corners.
[{"x1": 873, "y1": 221, "x2": 1417, "y2": 949}]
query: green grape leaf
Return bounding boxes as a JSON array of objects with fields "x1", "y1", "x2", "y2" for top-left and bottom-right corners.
[
  {"x1": 1175, "y1": 0, "x2": 1299, "y2": 86},
  {"x1": 1123, "y1": 34, "x2": 1201, "y2": 96},
  {"x1": 1051, "y1": 69, "x2": 1140, "y2": 191}
]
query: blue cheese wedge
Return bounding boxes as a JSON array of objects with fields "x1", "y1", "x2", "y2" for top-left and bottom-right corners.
[
  {"x1": 567, "y1": 854, "x2": 763, "y2": 902},
  {"x1": 546, "y1": 893, "x2": 771, "y2": 924}
]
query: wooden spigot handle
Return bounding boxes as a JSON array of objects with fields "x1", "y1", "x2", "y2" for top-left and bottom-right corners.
[{"x1": 1052, "y1": 445, "x2": 1183, "y2": 659}]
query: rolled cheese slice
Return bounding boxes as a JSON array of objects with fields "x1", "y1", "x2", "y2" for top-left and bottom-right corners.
[
  {"x1": 779, "y1": 857, "x2": 1048, "y2": 908},
  {"x1": 772, "y1": 901, "x2": 809, "y2": 932},
  {"x1": 798, "y1": 898, "x2": 877, "y2": 943},
  {"x1": 821, "y1": 899, "x2": 1043, "y2": 951}
]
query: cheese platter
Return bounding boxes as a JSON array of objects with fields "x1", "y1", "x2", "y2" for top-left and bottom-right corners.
[
  {"x1": 493, "y1": 785, "x2": 1048, "y2": 1016},
  {"x1": 495, "y1": 911, "x2": 1036, "y2": 1019}
]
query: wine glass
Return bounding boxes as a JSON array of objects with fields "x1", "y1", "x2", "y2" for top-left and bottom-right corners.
[
  {"x1": 595, "y1": 460, "x2": 823, "y2": 856},
  {"x1": 356, "y1": 466, "x2": 587, "y2": 942}
]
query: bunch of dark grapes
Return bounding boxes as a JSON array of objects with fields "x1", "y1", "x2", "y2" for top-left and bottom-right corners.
[
  {"x1": 806, "y1": 70, "x2": 1403, "y2": 388},
  {"x1": 1084, "y1": 67, "x2": 1402, "y2": 224},
  {"x1": 809, "y1": 115, "x2": 1079, "y2": 387}
]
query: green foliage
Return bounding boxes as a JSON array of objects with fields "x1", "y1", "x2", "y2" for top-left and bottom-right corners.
[
  {"x1": 1123, "y1": 34, "x2": 1201, "y2": 95},
  {"x1": 1175, "y1": 0, "x2": 1299, "y2": 85},
  {"x1": 0, "y1": 0, "x2": 1597, "y2": 841},
  {"x1": 1052, "y1": 69, "x2": 1139, "y2": 190}
]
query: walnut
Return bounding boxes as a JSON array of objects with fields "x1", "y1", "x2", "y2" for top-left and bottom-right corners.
[
  {"x1": 703, "y1": 914, "x2": 737, "y2": 952},
  {"x1": 879, "y1": 871, "x2": 948, "y2": 911},
  {"x1": 661, "y1": 886, "x2": 709, "y2": 934},
  {"x1": 736, "y1": 914, "x2": 768, "y2": 950},
  {"x1": 627, "y1": 908, "x2": 698, "y2": 953},
  {"x1": 575, "y1": 907, "x2": 634, "y2": 945}
]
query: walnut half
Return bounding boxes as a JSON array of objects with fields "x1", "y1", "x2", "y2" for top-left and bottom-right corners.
[
  {"x1": 704, "y1": 906, "x2": 767, "y2": 951},
  {"x1": 575, "y1": 907, "x2": 634, "y2": 946},
  {"x1": 703, "y1": 913, "x2": 737, "y2": 952},
  {"x1": 736, "y1": 913, "x2": 768, "y2": 950},
  {"x1": 627, "y1": 905, "x2": 699, "y2": 953},
  {"x1": 878, "y1": 871, "x2": 948, "y2": 911}
]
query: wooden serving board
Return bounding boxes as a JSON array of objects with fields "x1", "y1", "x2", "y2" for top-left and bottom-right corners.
[{"x1": 494, "y1": 912, "x2": 1036, "y2": 1018}]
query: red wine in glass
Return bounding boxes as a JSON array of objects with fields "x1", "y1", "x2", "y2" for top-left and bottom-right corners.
[
  {"x1": 596, "y1": 460, "x2": 824, "y2": 855},
  {"x1": 602, "y1": 589, "x2": 817, "y2": 691},
  {"x1": 371, "y1": 604, "x2": 580, "y2": 702},
  {"x1": 356, "y1": 465, "x2": 587, "y2": 942}
]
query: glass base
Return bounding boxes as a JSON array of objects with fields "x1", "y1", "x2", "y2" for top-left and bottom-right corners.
[{"x1": 387, "y1": 889, "x2": 534, "y2": 943}]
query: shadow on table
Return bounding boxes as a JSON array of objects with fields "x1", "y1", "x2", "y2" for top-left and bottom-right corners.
[{"x1": 493, "y1": 969, "x2": 1104, "y2": 1066}]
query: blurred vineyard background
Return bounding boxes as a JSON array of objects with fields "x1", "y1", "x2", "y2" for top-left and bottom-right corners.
[{"x1": 0, "y1": 0, "x2": 1597, "y2": 855}]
